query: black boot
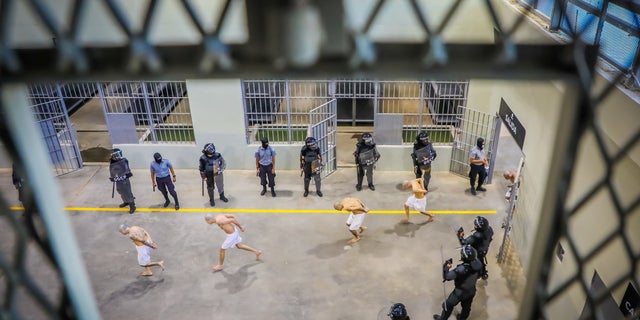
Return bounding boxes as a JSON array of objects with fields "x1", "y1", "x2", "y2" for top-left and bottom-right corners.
[
  {"x1": 163, "y1": 195, "x2": 171, "y2": 208},
  {"x1": 304, "y1": 189, "x2": 309, "y2": 197},
  {"x1": 129, "y1": 203, "x2": 136, "y2": 214},
  {"x1": 316, "y1": 190, "x2": 323, "y2": 197},
  {"x1": 271, "y1": 187, "x2": 276, "y2": 197},
  {"x1": 119, "y1": 202, "x2": 129, "y2": 208},
  {"x1": 219, "y1": 192, "x2": 229, "y2": 202},
  {"x1": 261, "y1": 186, "x2": 267, "y2": 196},
  {"x1": 174, "y1": 197, "x2": 180, "y2": 210},
  {"x1": 210, "y1": 198, "x2": 215, "y2": 206}
]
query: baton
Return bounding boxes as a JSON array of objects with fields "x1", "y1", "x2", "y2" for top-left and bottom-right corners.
[
  {"x1": 201, "y1": 179, "x2": 205, "y2": 197},
  {"x1": 440, "y1": 244, "x2": 448, "y2": 313},
  {"x1": 111, "y1": 181, "x2": 115, "y2": 198}
]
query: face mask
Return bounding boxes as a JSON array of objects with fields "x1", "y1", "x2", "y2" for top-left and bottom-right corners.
[{"x1": 262, "y1": 143, "x2": 269, "y2": 148}]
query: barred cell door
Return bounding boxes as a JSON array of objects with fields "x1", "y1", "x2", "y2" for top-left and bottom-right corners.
[
  {"x1": 28, "y1": 85, "x2": 83, "y2": 176},
  {"x1": 309, "y1": 99, "x2": 337, "y2": 178},
  {"x1": 450, "y1": 106, "x2": 499, "y2": 184}
]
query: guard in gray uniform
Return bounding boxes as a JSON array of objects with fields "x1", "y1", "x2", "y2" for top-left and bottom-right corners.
[
  {"x1": 353, "y1": 132, "x2": 380, "y2": 191},
  {"x1": 109, "y1": 148, "x2": 136, "y2": 214},
  {"x1": 457, "y1": 216, "x2": 494, "y2": 280},
  {"x1": 300, "y1": 136, "x2": 323, "y2": 197},
  {"x1": 469, "y1": 137, "x2": 488, "y2": 196},
  {"x1": 433, "y1": 245, "x2": 483, "y2": 320},
  {"x1": 199, "y1": 143, "x2": 228, "y2": 206},
  {"x1": 412, "y1": 131, "x2": 437, "y2": 191}
]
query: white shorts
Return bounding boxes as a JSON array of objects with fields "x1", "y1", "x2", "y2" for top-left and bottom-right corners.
[
  {"x1": 346, "y1": 213, "x2": 366, "y2": 230},
  {"x1": 221, "y1": 228, "x2": 242, "y2": 250},
  {"x1": 136, "y1": 245, "x2": 151, "y2": 266},
  {"x1": 405, "y1": 195, "x2": 427, "y2": 213}
]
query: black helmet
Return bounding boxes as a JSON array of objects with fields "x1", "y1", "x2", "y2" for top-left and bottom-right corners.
[
  {"x1": 203, "y1": 143, "x2": 215, "y2": 156},
  {"x1": 388, "y1": 303, "x2": 408, "y2": 320},
  {"x1": 474, "y1": 216, "x2": 489, "y2": 231},
  {"x1": 362, "y1": 132, "x2": 373, "y2": 145},
  {"x1": 153, "y1": 152, "x2": 162, "y2": 163},
  {"x1": 111, "y1": 148, "x2": 123, "y2": 161},
  {"x1": 476, "y1": 137, "x2": 485, "y2": 149},
  {"x1": 305, "y1": 137, "x2": 318, "y2": 150},
  {"x1": 417, "y1": 131, "x2": 429, "y2": 144},
  {"x1": 460, "y1": 245, "x2": 477, "y2": 262}
]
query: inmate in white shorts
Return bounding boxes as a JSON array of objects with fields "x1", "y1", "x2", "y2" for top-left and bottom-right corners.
[
  {"x1": 136, "y1": 245, "x2": 151, "y2": 266},
  {"x1": 221, "y1": 228, "x2": 242, "y2": 249},
  {"x1": 346, "y1": 212, "x2": 366, "y2": 230},
  {"x1": 405, "y1": 195, "x2": 427, "y2": 213}
]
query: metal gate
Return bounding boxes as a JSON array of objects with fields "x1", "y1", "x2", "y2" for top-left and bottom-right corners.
[
  {"x1": 309, "y1": 99, "x2": 337, "y2": 178},
  {"x1": 450, "y1": 106, "x2": 499, "y2": 183},
  {"x1": 28, "y1": 84, "x2": 83, "y2": 175}
]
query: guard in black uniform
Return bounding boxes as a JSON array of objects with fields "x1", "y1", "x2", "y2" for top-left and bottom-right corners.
[
  {"x1": 199, "y1": 143, "x2": 229, "y2": 206},
  {"x1": 411, "y1": 132, "x2": 437, "y2": 191},
  {"x1": 109, "y1": 148, "x2": 136, "y2": 214},
  {"x1": 388, "y1": 303, "x2": 410, "y2": 320},
  {"x1": 434, "y1": 245, "x2": 483, "y2": 320},
  {"x1": 300, "y1": 136, "x2": 323, "y2": 197},
  {"x1": 353, "y1": 132, "x2": 380, "y2": 191},
  {"x1": 11, "y1": 163, "x2": 24, "y2": 205},
  {"x1": 457, "y1": 216, "x2": 494, "y2": 280}
]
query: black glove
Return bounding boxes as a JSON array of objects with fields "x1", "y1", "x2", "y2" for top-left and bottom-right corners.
[{"x1": 109, "y1": 177, "x2": 114, "y2": 182}]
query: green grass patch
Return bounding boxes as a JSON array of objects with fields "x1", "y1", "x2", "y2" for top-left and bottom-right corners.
[
  {"x1": 256, "y1": 128, "x2": 307, "y2": 142},
  {"x1": 402, "y1": 129, "x2": 453, "y2": 144},
  {"x1": 145, "y1": 129, "x2": 195, "y2": 142}
]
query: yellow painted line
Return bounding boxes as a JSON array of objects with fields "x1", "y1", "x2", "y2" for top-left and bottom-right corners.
[{"x1": 10, "y1": 206, "x2": 496, "y2": 215}]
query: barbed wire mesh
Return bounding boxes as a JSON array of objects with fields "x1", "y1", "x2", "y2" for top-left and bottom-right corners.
[{"x1": 0, "y1": 0, "x2": 638, "y2": 319}]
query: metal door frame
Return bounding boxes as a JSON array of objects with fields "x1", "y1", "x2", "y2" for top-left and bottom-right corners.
[
  {"x1": 309, "y1": 99, "x2": 337, "y2": 178},
  {"x1": 449, "y1": 106, "x2": 500, "y2": 183}
]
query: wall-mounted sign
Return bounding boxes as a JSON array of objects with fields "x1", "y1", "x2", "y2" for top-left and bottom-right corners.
[
  {"x1": 619, "y1": 283, "x2": 639, "y2": 317},
  {"x1": 499, "y1": 98, "x2": 526, "y2": 150}
]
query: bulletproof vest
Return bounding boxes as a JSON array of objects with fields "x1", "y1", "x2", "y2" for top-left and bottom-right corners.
[
  {"x1": 110, "y1": 159, "x2": 131, "y2": 179},
  {"x1": 454, "y1": 261, "x2": 482, "y2": 291},
  {"x1": 303, "y1": 147, "x2": 320, "y2": 164},
  {"x1": 357, "y1": 146, "x2": 376, "y2": 166},
  {"x1": 204, "y1": 154, "x2": 222, "y2": 173},
  {"x1": 476, "y1": 227, "x2": 494, "y2": 253},
  {"x1": 414, "y1": 145, "x2": 433, "y2": 167}
]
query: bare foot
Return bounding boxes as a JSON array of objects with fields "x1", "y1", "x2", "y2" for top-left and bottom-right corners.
[
  {"x1": 158, "y1": 260, "x2": 165, "y2": 271},
  {"x1": 140, "y1": 271, "x2": 153, "y2": 276},
  {"x1": 213, "y1": 264, "x2": 223, "y2": 272},
  {"x1": 359, "y1": 226, "x2": 367, "y2": 234},
  {"x1": 427, "y1": 216, "x2": 434, "y2": 223},
  {"x1": 347, "y1": 237, "x2": 360, "y2": 244},
  {"x1": 255, "y1": 250, "x2": 262, "y2": 260}
]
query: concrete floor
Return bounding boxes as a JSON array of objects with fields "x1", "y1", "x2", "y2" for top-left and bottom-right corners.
[{"x1": 1, "y1": 165, "x2": 523, "y2": 320}]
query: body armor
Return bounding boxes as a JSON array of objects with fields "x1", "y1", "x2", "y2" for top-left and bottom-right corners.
[
  {"x1": 358, "y1": 149, "x2": 376, "y2": 166},
  {"x1": 110, "y1": 159, "x2": 131, "y2": 182},
  {"x1": 414, "y1": 146, "x2": 433, "y2": 169}
]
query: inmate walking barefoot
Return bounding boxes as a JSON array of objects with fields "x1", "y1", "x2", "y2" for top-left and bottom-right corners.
[
  {"x1": 400, "y1": 178, "x2": 434, "y2": 223},
  {"x1": 119, "y1": 224, "x2": 165, "y2": 277},
  {"x1": 205, "y1": 213, "x2": 262, "y2": 272},
  {"x1": 334, "y1": 197, "x2": 370, "y2": 245}
]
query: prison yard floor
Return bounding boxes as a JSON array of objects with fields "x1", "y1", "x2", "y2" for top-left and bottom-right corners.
[{"x1": 0, "y1": 166, "x2": 521, "y2": 320}]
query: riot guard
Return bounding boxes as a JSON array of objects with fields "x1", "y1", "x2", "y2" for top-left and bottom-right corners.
[
  {"x1": 354, "y1": 132, "x2": 380, "y2": 191},
  {"x1": 300, "y1": 137, "x2": 323, "y2": 197},
  {"x1": 109, "y1": 148, "x2": 136, "y2": 214}
]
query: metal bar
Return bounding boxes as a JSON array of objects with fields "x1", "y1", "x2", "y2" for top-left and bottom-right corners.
[
  {"x1": 55, "y1": 83, "x2": 83, "y2": 169},
  {"x1": 2, "y1": 44, "x2": 591, "y2": 82},
  {"x1": 141, "y1": 82, "x2": 158, "y2": 143},
  {"x1": 2, "y1": 84, "x2": 101, "y2": 320}
]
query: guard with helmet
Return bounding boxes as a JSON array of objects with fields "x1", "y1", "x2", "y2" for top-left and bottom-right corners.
[
  {"x1": 433, "y1": 245, "x2": 483, "y2": 320},
  {"x1": 199, "y1": 143, "x2": 228, "y2": 207},
  {"x1": 353, "y1": 132, "x2": 380, "y2": 191},
  {"x1": 457, "y1": 216, "x2": 494, "y2": 280},
  {"x1": 412, "y1": 131, "x2": 437, "y2": 191},
  {"x1": 300, "y1": 136, "x2": 323, "y2": 197},
  {"x1": 109, "y1": 148, "x2": 136, "y2": 214},
  {"x1": 388, "y1": 302, "x2": 410, "y2": 320}
]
